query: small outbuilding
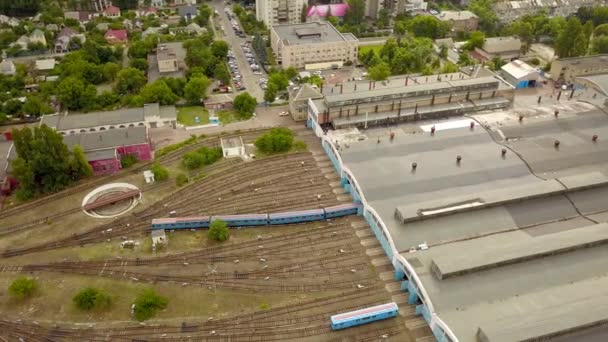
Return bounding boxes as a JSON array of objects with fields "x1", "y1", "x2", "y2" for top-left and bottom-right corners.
[
  {"x1": 143, "y1": 170, "x2": 155, "y2": 184},
  {"x1": 204, "y1": 94, "x2": 233, "y2": 110},
  {"x1": 220, "y1": 136, "x2": 245, "y2": 158},
  {"x1": 500, "y1": 60, "x2": 540, "y2": 89}
]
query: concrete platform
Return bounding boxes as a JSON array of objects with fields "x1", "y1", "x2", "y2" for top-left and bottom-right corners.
[
  {"x1": 371, "y1": 257, "x2": 391, "y2": 267},
  {"x1": 360, "y1": 237, "x2": 380, "y2": 247},
  {"x1": 366, "y1": 247, "x2": 385, "y2": 257}
]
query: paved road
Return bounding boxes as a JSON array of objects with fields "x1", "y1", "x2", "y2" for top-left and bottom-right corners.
[{"x1": 211, "y1": 0, "x2": 266, "y2": 102}]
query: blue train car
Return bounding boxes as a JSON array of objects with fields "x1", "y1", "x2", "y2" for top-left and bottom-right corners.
[
  {"x1": 151, "y1": 216, "x2": 211, "y2": 230},
  {"x1": 268, "y1": 209, "x2": 325, "y2": 225},
  {"x1": 324, "y1": 203, "x2": 361, "y2": 218},
  {"x1": 330, "y1": 302, "x2": 398, "y2": 330},
  {"x1": 212, "y1": 214, "x2": 269, "y2": 227}
]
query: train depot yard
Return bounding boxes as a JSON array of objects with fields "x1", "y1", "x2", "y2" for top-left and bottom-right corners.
[{"x1": 0, "y1": 126, "x2": 431, "y2": 341}]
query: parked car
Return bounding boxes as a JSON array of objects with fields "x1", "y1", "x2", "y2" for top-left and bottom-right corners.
[{"x1": 279, "y1": 111, "x2": 289, "y2": 116}]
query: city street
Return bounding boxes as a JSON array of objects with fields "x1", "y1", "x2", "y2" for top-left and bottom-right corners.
[{"x1": 211, "y1": 0, "x2": 266, "y2": 101}]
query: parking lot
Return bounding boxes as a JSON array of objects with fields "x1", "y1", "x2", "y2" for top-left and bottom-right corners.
[{"x1": 212, "y1": 1, "x2": 266, "y2": 101}]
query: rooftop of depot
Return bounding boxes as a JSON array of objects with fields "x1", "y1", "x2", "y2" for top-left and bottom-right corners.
[{"x1": 333, "y1": 110, "x2": 608, "y2": 342}]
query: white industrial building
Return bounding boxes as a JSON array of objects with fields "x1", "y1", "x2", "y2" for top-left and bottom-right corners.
[
  {"x1": 220, "y1": 136, "x2": 245, "y2": 158},
  {"x1": 270, "y1": 21, "x2": 359, "y2": 69}
]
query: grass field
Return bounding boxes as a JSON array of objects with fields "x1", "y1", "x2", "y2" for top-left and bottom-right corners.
[
  {"x1": 358, "y1": 44, "x2": 383, "y2": 56},
  {"x1": 177, "y1": 106, "x2": 209, "y2": 126}
]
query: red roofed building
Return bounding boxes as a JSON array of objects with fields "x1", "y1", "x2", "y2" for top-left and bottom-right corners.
[
  {"x1": 104, "y1": 29, "x2": 128, "y2": 44},
  {"x1": 103, "y1": 5, "x2": 121, "y2": 18}
]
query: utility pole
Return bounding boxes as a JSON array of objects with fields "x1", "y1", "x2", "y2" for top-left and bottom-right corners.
[{"x1": 207, "y1": 265, "x2": 218, "y2": 293}]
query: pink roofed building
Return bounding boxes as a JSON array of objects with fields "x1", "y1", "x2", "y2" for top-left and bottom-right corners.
[
  {"x1": 306, "y1": 3, "x2": 348, "y2": 22},
  {"x1": 103, "y1": 5, "x2": 121, "y2": 18},
  {"x1": 104, "y1": 29, "x2": 128, "y2": 44}
]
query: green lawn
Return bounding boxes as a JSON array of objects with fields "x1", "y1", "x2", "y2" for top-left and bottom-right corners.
[
  {"x1": 177, "y1": 106, "x2": 209, "y2": 126},
  {"x1": 217, "y1": 109, "x2": 252, "y2": 125},
  {"x1": 358, "y1": 45, "x2": 383, "y2": 57}
]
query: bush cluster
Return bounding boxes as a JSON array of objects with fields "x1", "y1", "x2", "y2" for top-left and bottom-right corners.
[
  {"x1": 9, "y1": 277, "x2": 37, "y2": 300},
  {"x1": 208, "y1": 219, "x2": 230, "y2": 242},
  {"x1": 73, "y1": 287, "x2": 112, "y2": 311},
  {"x1": 182, "y1": 147, "x2": 222, "y2": 170},
  {"x1": 254, "y1": 128, "x2": 294, "y2": 155},
  {"x1": 133, "y1": 289, "x2": 169, "y2": 321}
]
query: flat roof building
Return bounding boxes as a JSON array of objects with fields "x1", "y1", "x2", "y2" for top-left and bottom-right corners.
[
  {"x1": 474, "y1": 36, "x2": 522, "y2": 62},
  {"x1": 500, "y1": 59, "x2": 540, "y2": 88},
  {"x1": 550, "y1": 54, "x2": 608, "y2": 85},
  {"x1": 270, "y1": 21, "x2": 358, "y2": 69},
  {"x1": 313, "y1": 109, "x2": 608, "y2": 342}
]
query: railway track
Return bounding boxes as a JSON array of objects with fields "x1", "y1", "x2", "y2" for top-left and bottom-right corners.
[
  {"x1": 1, "y1": 152, "x2": 340, "y2": 258},
  {"x1": 0, "y1": 128, "x2": 270, "y2": 221}
]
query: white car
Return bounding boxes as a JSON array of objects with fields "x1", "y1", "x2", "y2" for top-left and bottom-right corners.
[{"x1": 279, "y1": 111, "x2": 289, "y2": 116}]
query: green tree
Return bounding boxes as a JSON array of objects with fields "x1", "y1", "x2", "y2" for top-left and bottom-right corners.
[
  {"x1": 140, "y1": 80, "x2": 179, "y2": 105},
  {"x1": 130, "y1": 58, "x2": 149, "y2": 71},
  {"x1": 463, "y1": 31, "x2": 485, "y2": 51},
  {"x1": 592, "y1": 36, "x2": 608, "y2": 53},
  {"x1": 254, "y1": 128, "x2": 294, "y2": 154},
  {"x1": 133, "y1": 289, "x2": 168, "y2": 321},
  {"x1": 213, "y1": 62, "x2": 231, "y2": 85},
  {"x1": 71, "y1": 145, "x2": 93, "y2": 179},
  {"x1": 210, "y1": 40, "x2": 229, "y2": 59},
  {"x1": 268, "y1": 72, "x2": 289, "y2": 91},
  {"x1": 151, "y1": 163, "x2": 169, "y2": 181},
  {"x1": 57, "y1": 77, "x2": 97, "y2": 110},
  {"x1": 73, "y1": 288, "x2": 111, "y2": 311},
  {"x1": 377, "y1": 8, "x2": 390, "y2": 29},
  {"x1": 175, "y1": 173, "x2": 189, "y2": 186},
  {"x1": 161, "y1": 77, "x2": 186, "y2": 97},
  {"x1": 344, "y1": 0, "x2": 365, "y2": 25},
  {"x1": 555, "y1": 17, "x2": 588, "y2": 58},
  {"x1": 468, "y1": 0, "x2": 499, "y2": 34},
  {"x1": 121, "y1": 154, "x2": 139, "y2": 168},
  {"x1": 208, "y1": 219, "x2": 230, "y2": 242},
  {"x1": 264, "y1": 82, "x2": 278, "y2": 104},
  {"x1": 407, "y1": 15, "x2": 449, "y2": 39},
  {"x1": 22, "y1": 97, "x2": 52, "y2": 117},
  {"x1": 458, "y1": 52, "x2": 474, "y2": 66},
  {"x1": 439, "y1": 44, "x2": 448, "y2": 59},
  {"x1": 441, "y1": 62, "x2": 459, "y2": 73},
  {"x1": 102, "y1": 62, "x2": 120, "y2": 82},
  {"x1": 114, "y1": 68, "x2": 146, "y2": 95},
  {"x1": 184, "y1": 76, "x2": 211, "y2": 104},
  {"x1": 9, "y1": 277, "x2": 37, "y2": 300},
  {"x1": 3, "y1": 98, "x2": 22, "y2": 116},
  {"x1": 594, "y1": 24, "x2": 608, "y2": 37},
  {"x1": 368, "y1": 62, "x2": 391, "y2": 81},
  {"x1": 234, "y1": 92, "x2": 257, "y2": 117},
  {"x1": 11, "y1": 125, "x2": 82, "y2": 198},
  {"x1": 490, "y1": 56, "x2": 505, "y2": 71}
]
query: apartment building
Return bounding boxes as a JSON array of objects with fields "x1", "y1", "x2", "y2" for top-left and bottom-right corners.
[
  {"x1": 493, "y1": 0, "x2": 606, "y2": 23},
  {"x1": 91, "y1": 0, "x2": 112, "y2": 12},
  {"x1": 270, "y1": 21, "x2": 359, "y2": 69},
  {"x1": 437, "y1": 11, "x2": 479, "y2": 32},
  {"x1": 256, "y1": 0, "x2": 306, "y2": 26}
]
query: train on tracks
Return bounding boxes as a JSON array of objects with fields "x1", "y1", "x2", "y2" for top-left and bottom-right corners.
[
  {"x1": 330, "y1": 302, "x2": 399, "y2": 330},
  {"x1": 151, "y1": 203, "x2": 362, "y2": 230}
]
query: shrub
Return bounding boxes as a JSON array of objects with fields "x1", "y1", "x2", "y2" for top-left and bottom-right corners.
[
  {"x1": 151, "y1": 163, "x2": 169, "y2": 181},
  {"x1": 155, "y1": 135, "x2": 198, "y2": 158},
  {"x1": 175, "y1": 173, "x2": 189, "y2": 186},
  {"x1": 73, "y1": 287, "x2": 111, "y2": 311},
  {"x1": 293, "y1": 140, "x2": 308, "y2": 151},
  {"x1": 181, "y1": 147, "x2": 222, "y2": 170},
  {"x1": 9, "y1": 277, "x2": 37, "y2": 300},
  {"x1": 121, "y1": 154, "x2": 139, "y2": 168},
  {"x1": 208, "y1": 219, "x2": 230, "y2": 242},
  {"x1": 254, "y1": 128, "x2": 294, "y2": 155},
  {"x1": 529, "y1": 58, "x2": 540, "y2": 66},
  {"x1": 133, "y1": 289, "x2": 169, "y2": 321}
]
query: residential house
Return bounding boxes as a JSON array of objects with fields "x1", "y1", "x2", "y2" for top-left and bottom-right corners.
[
  {"x1": 142, "y1": 26, "x2": 163, "y2": 38},
  {"x1": 474, "y1": 36, "x2": 522, "y2": 62},
  {"x1": 103, "y1": 5, "x2": 121, "y2": 18},
  {"x1": 35, "y1": 59, "x2": 56, "y2": 72},
  {"x1": 437, "y1": 11, "x2": 478, "y2": 32},
  {"x1": 288, "y1": 83, "x2": 323, "y2": 121},
  {"x1": 14, "y1": 36, "x2": 30, "y2": 50},
  {"x1": 55, "y1": 28, "x2": 87, "y2": 53},
  {"x1": 306, "y1": 4, "x2": 348, "y2": 23},
  {"x1": 157, "y1": 45, "x2": 179, "y2": 73},
  {"x1": 0, "y1": 15, "x2": 20, "y2": 27},
  {"x1": 0, "y1": 59, "x2": 16, "y2": 76},
  {"x1": 123, "y1": 19, "x2": 134, "y2": 30},
  {"x1": 29, "y1": 29, "x2": 47, "y2": 46},
  {"x1": 64, "y1": 11, "x2": 91, "y2": 23},
  {"x1": 96, "y1": 22, "x2": 110, "y2": 31},
  {"x1": 137, "y1": 7, "x2": 159, "y2": 17},
  {"x1": 151, "y1": 0, "x2": 166, "y2": 6},
  {"x1": 45, "y1": 24, "x2": 59, "y2": 32},
  {"x1": 174, "y1": 0, "x2": 196, "y2": 4},
  {"x1": 204, "y1": 94, "x2": 234, "y2": 110},
  {"x1": 184, "y1": 22, "x2": 206, "y2": 35},
  {"x1": 178, "y1": 5, "x2": 198, "y2": 21},
  {"x1": 104, "y1": 29, "x2": 128, "y2": 44}
]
